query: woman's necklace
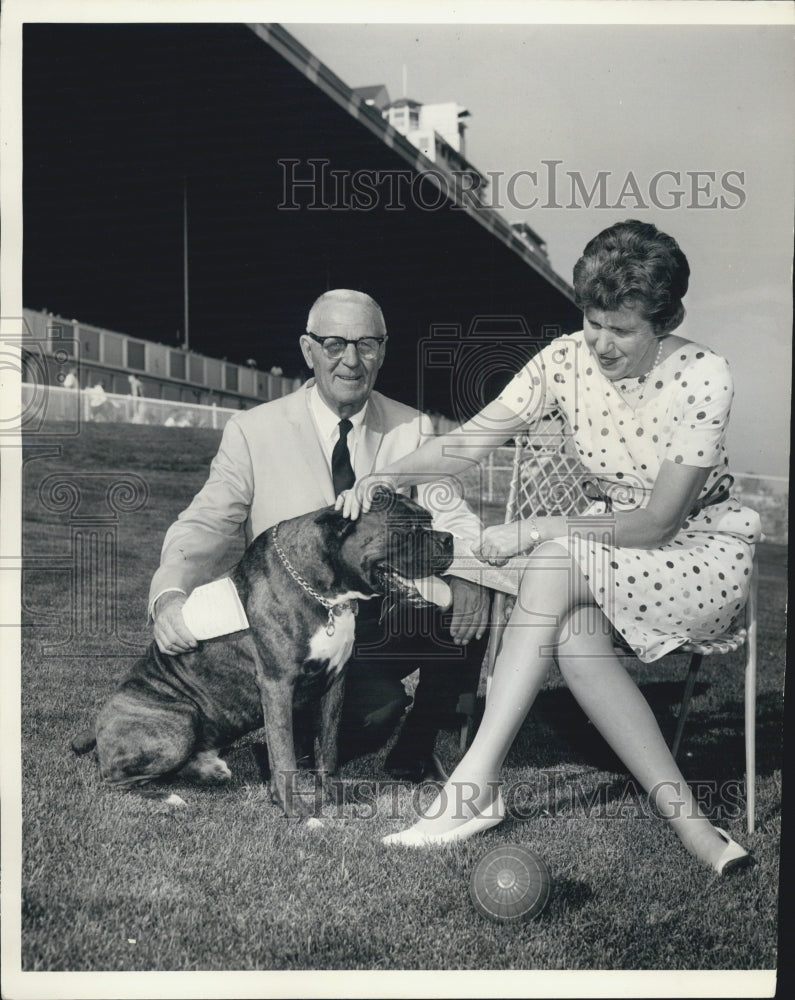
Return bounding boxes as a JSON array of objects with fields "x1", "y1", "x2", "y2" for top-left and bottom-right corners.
[{"x1": 615, "y1": 338, "x2": 664, "y2": 403}]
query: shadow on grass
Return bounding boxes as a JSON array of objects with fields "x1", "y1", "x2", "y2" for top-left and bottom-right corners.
[
  {"x1": 549, "y1": 877, "x2": 595, "y2": 914},
  {"x1": 496, "y1": 680, "x2": 782, "y2": 775}
]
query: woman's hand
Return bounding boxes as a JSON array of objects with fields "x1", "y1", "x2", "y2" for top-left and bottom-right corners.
[
  {"x1": 473, "y1": 520, "x2": 540, "y2": 566},
  {"x1": 335, "y1": 473, "x2": 400, "y2": 519}
]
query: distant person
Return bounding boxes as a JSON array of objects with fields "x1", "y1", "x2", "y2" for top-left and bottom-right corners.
[
  {"x1": 61, "y1": 365, "x2": 80, "y2": 421},
  {"x1": 87, "y1": 382, "x2": 113, "y2": 422},
  {"x1": 341, "y1": 221, "x2": 760, "y2": 874},
  {"x1": 149, "y1": 289, "x2": 490, "y2": 781},
  {"x1": 127, "y1": 373, "x2": 144, "y2": 422}
]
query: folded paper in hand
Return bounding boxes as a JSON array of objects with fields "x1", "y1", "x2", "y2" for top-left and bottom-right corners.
[
  {"x1": 446, "y1": 537, "x2": 535, "y2": 596},
  {"x1": 182, "y1": 578, "x2": 250, "y2": 640}
]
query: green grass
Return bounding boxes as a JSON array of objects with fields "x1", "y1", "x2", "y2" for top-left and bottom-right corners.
[{"x1": 19, "y1": 423, "x2": 784, "y2": 972}]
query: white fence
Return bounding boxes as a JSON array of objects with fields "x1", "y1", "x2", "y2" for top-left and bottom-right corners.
[{"x1": 22, "y1": 382, "x2": 242, "y2": 430}]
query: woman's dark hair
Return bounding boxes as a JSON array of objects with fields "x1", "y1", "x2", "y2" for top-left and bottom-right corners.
[{"x1": 572, "y1": 220, "x2": 690, "y2": 333}]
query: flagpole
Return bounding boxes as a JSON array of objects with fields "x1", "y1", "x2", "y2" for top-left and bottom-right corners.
[{"x1": 183, "y1": 175, "x2": 190, "y2": 351}]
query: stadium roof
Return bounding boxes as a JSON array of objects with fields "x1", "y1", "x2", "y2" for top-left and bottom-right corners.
[{"x1": 23, "y1": 22, "x2": 581, "y2": 417}]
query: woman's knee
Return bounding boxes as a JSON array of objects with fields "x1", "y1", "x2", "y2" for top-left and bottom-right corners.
[
  {"x1": 517, "y1": 542, "x2": 576, "y2": 597},
  {"x1": 516, "y1": 542, "x2": 588, "y2": 609},
  {"x1": 556, "y1": 604, "x2": 615, "y2": 681}
]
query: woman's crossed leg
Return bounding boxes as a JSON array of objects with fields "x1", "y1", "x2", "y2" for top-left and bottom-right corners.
[{"x1": 404, "y1": 541, "x2": 735, "y2": 868}]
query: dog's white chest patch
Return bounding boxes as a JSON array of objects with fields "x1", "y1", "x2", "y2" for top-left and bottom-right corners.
[{"x1": 306, "y1": 611, "x2": 356, "y2": 675}]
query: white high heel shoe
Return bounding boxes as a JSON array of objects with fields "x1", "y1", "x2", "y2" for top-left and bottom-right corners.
[
  {"x1": 382, "y1": 791, "x2": 505, "y2": 848},
  {"x1": 713, "y1": 828, "x2": 751, "y2": 875}
]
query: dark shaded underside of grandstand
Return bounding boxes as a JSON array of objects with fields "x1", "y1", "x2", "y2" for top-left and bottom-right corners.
[{"x1": 23, "y1": 23, "x2": 581, "y2": 417}]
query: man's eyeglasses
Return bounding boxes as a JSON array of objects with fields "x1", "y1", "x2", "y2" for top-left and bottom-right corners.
[{"x1": 306, "y1": 332, "x2": 386, "y2": 360}]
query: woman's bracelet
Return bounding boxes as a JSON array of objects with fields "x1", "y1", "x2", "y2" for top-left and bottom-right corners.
[{"x1": 524, "y1": 515, "x2": 541, "y2": 549}]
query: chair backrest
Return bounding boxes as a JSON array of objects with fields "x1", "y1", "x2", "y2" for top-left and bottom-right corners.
[{"x1": 505, "y1": 412, "x2": 592, "y2": 523}]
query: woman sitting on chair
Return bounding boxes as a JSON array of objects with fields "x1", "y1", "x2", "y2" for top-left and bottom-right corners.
[{"x1": 339, "y1": 220, "x2": 760, "y2": 874}]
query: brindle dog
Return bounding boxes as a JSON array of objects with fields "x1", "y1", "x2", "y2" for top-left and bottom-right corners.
[{"x1": 71, "y1": 489, "x2": 454, "y2": 815}]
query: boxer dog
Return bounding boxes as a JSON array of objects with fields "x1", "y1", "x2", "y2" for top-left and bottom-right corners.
[{"x1": 71, "y1": 489, "x2": 454, "y2": 816}]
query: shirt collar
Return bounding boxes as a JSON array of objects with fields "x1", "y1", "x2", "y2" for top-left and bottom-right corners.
[{"x1": 308, "y1": 384, "x2": 369, "y2": 443}]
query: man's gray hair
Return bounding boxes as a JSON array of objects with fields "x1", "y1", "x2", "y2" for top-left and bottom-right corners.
[{"x1": 306, "y1": 289, "x2": 387, "y2": 336}]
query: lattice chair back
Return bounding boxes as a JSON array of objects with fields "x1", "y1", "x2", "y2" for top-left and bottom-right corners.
[
  {"x1": 468, "y1": 414, "x2": 759, "y2": 834},
  {"x1": 507, "y1": 414, "x2": 593, "y2": 521}
]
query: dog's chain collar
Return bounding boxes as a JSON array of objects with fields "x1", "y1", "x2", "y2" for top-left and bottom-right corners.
[{"x1": 270, "y1": 523, "x2": 359, "y2": 636}]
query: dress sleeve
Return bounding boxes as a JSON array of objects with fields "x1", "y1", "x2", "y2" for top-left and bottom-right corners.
[
  {"x1": 494, "y1": 338, "x2": 565, "y2": 426},
  {"x1": 665, "y1": 352, "x2": 734, "y2": 467}
]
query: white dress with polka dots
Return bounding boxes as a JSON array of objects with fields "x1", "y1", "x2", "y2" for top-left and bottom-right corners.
[{"x1": 496, "y1": 331, "x2": 762, "y2": 662}]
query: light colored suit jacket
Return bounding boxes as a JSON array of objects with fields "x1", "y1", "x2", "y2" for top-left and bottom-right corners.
[{"x1": 149, "y1": 381, "x2": 482, "y2": 608}]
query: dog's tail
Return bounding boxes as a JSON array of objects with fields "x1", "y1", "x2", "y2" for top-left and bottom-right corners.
[{"x1": 70, "y1": 729, "x2": 96, "y2": 755}]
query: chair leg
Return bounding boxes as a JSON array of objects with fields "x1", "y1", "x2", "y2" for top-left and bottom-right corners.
[
  {"x1": 484, "y1": 591, "x2": 507, "y2": 700},
  {"x1": 456, "y1": 692, "x2": 477, "y2": 753},
  {"x1": 745, "y1": 562, "x2": 759, "y2": 835},
  {"x1": 671, "y1": 653, "x2": 703, "y2": 760},
  {"x1": 458, "y1": 592, "x2": 507, "y2": 749}
]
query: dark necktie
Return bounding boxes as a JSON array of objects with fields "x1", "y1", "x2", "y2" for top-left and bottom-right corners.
[{"x1": 331, "y1": 418, "x2": 355, "y2": 496}]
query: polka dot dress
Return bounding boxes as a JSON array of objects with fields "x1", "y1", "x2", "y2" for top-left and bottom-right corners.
[{"x1": 497, "y1": 332, "x2": 762, "y2": 662}]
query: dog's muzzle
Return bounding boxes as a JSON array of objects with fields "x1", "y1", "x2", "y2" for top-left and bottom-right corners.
[{"x1": 374, "y1": 528, "x2": 454, "y2": 608}]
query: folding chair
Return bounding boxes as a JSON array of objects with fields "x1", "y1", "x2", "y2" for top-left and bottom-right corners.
[{"x1": 460, "y1": 420, "x2": 759, "y2": 834}]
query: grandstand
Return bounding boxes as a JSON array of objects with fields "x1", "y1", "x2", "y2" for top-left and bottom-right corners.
[{"x1": 21, "y1": 307, "x2": 301, "y2": 425}]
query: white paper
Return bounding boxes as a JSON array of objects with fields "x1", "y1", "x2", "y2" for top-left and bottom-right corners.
[
  {"x1": 412, "y1": 575, "x2": 452, "y2": 609},
  {"x1": 445, "y1": 537, "x2": 536, "y2": 596},
  {"x1": 182, "y1": 577, "x2": 250, "y2": 640}
]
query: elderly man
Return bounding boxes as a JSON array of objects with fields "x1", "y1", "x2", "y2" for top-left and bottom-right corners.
[{"x1": 149, "y1": 289, "x2": 489, "y2": 782}]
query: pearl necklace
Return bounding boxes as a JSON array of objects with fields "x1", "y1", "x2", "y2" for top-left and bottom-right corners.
[{"x1": 615, "y1": 338, "x2": 664, "y2": 401}]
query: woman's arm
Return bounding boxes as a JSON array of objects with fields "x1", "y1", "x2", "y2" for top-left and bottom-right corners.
[
  {"x1": 476, "y1": 460, "x2": 712, "y2": 563},
  {"x1": 339, "y1": 399, "x2": 529, "y2": 517}
]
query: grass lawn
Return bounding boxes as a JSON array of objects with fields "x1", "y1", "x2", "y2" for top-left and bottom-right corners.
[{"x1": 16, "y1": 423, "x2": 784, "y2": 975}]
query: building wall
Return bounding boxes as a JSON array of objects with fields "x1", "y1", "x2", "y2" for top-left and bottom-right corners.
[
  {"x1": 22, "y1": 308, "x2": 301, "y2": 409},
  {"x1": 418, "y1": 102, "x2": 463, "y2": 151}
]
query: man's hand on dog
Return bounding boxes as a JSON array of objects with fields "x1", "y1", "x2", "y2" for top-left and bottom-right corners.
[
  {"x1": 153, "y1": 591, "x2": 199, "y2": 655},
  {"x1": 335, "y1": 475, "x2": 398, "y2": 520},
  {"x1": 448, "y1": 577, "x2": 489, "y2": 646}
]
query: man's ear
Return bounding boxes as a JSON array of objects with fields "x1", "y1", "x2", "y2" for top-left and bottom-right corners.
[
  {"x1": 299, "y1": 335, "x2": 315, "y2": 370},
  {"x1": 315, "y1": 507, "x2": 357, "y2": 540}
]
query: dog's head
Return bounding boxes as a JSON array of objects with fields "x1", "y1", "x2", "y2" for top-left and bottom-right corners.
[{"x1": 316, "y1": 487, "x2": 454, "y2": 607}]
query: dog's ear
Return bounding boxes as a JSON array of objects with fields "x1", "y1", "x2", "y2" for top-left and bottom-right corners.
[{"x1": 315, "y1": 508, "x2": 357, "y2": 540}]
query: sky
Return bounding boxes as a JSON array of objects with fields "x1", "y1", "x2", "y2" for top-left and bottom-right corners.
[{"x1": 285, "y1": 18, "x2": 793, "y2": 478}]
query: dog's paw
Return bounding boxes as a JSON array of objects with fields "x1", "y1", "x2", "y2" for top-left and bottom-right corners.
[{"x1": 178, "y1": 750, "x2": 232, "y2": 784}]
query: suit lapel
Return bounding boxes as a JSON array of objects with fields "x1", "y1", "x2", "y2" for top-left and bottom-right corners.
[
  {"x1": 285, "y1": 383, "x2": 336, "y2": 505},
  {"x1": 357, "y1": 395, "x2": 385, "y2": 475}
]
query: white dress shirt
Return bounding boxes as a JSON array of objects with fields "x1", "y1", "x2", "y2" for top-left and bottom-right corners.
[{"x1": 307, "y1": 385, "x2": 369, "y2": 477}]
